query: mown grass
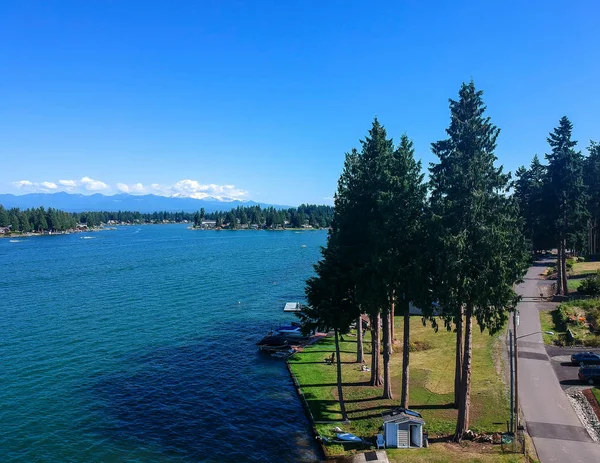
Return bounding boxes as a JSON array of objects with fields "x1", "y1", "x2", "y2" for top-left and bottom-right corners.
[
  {"x1": 539, "y1": 310, "x2": 561, "y2": 345},
  {"x1": 289, "y1": 317, "x2": 520, "y2": 461},
  {"x1": 567, "y1": 278, "x2": 583, "y2": 291},
  {"x1": 387, "y1": 444, "x2": 527, "y2": 463},
  {"x1": 571, "y1": 261, "x2": 600, "y2": 276},
  {"x1": 592, "y1": 388, "x2": 600, "y2": 407}
]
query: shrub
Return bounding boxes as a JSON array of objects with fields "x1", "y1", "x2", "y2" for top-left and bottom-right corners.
[
  {"x1": 408, "y1": 340, "x2": 432, "y2": 352},
  {"x1": 579, "y1": 273, "x2": 600, "y2": 296},
  {"x1": 583, "y1": 338, "x2": 600, "y2": 348},
  {"x1": 587, "y1": 308, "x2": 600, "y2": 333}
]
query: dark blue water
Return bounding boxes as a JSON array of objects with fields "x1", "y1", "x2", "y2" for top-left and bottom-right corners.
[{"x1": 0, "y1": 226, "x2": 326, "y2": 462}]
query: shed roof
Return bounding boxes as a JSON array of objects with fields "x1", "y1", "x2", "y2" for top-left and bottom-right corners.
[
  {"x1": 383, "y1": 413, "x2": 425, "y2": 425},
  {"x1": 382, "y1": 408, "x2": 425, "y2": 424}
]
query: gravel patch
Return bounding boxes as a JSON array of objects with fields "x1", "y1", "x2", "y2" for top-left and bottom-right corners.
[{"x1": 566, "y1": 389, "x2": 600, "y2": 442}]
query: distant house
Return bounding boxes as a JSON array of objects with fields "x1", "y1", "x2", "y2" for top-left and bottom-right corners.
[
  {"x1": 201, "y1": 220, "x2": 217, "y2": 229},
  {"x1": 382, "y1": 408, "x2": 425, "y2": 448},
  {"x1": 0, "y1": 226, "x2": 11, "y2": 235},
  {"x1": 250, "y1": 224, "x2": 259, "y2": 230}
]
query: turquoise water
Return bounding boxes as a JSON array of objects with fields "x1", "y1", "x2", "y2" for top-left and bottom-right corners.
[{"x1": 0, "y1": 226, "x2": 327, "y2": 462}]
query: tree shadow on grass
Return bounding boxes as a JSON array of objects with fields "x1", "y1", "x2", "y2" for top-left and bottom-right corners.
[
  {"x1": 299, "y1": 382, "x2": 371, "y2": 388},
  {"x1": 292, "y1": 361, "x2": 358, "y2": 365},
  {"x1": 410, "y1": 403, "x2": 455, "y2": 410},
  {"x1": 292, "y1": 350, "x2": 356, "y2": 354}
]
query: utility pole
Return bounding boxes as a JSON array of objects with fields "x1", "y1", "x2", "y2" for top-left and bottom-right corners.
[
  {"x1": 514, "y1": 310, "x2": 520, "y2": 434},
  {"x1": 509, "y1": 329, "x2": 514, "y2": 434}
]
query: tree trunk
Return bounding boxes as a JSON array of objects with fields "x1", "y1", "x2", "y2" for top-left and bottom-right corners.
[
  {"x1": 556, "y1": 242, "x2": 564, "y2": 295},
  {"x1": 334, "y1": 328, "x2": 348, "y2": 422},
  {"x1": 454, "y1": 303, "x2": 473, "y2": 442},
  {"x1": 400, "y1": 298, "x2": 410, "y2": 408},
  {"x1": 356, "y1": 315, "x2": 364, "y2": 364},
  {"x1": 370, "y1": 313, "x2": 383, "y2": 386},
  {"x1": 562, "y1": 239, "x2": 569, "y2": 295},
  {"x1": 391, "y1": 290, "x2": 396, "y2": 343},
  {"x1": 454, "y1": 306, "x2": 463, "y2": 408},
  {"x1": 382, "y1": 307, "x2": 393, "y2": 399}
]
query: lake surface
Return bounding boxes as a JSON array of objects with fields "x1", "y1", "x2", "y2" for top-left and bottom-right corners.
[{"x1": 0, "y1": 226, "x2": 327, "y2": 462}]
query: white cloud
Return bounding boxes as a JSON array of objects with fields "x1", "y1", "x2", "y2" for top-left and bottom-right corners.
[
  {"x1": 10, "y1": 177, "x2": 249, "y2": 201},
  {"x1": 13, "y1": 180, "x2": 57, "y2": 192},
  {"x1": 13, "y1": 180, "x2": 33, "y2": 187},
  {"x1": 116, "y1": 183, "x2": 129, "y2": 193},
  {"x1": 80, "y1": 176, "x2": 109, "y2": 191},
  {"x1": 59, "y1": 179, "x2": 77, "y2": 188},
  {"x1": 113, "y1": 179, "x2": 249, "y2": 201}
]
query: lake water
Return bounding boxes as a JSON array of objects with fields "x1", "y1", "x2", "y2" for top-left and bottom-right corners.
[{"x1": 0, "y1": 225, "x2": 327, "y2": 462}]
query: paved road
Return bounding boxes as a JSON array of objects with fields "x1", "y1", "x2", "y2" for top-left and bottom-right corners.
[{"x1": 515, "y1": 260, "x2": 600, "y2": 462}]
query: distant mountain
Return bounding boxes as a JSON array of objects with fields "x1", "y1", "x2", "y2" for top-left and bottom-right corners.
[{"x1": 0, "y1": 192, "x2": 289, "y2": 213}]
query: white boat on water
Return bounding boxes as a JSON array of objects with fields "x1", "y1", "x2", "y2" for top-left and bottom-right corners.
[{"x1": 274, "y1": 325, "x2": 304, "y2": 338}]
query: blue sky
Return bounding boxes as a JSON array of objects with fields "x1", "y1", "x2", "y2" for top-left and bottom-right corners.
[{"x1": 1, "y1": 1, "x2": 598, "y2": 206}]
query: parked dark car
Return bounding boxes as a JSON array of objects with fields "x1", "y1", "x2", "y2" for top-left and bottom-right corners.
[
  {"x1": 578, "y1": 366, "x2": 600, "y2": 385},
  {"x1": 570, "y1": 352, "x2": 600, "y2": 366}
]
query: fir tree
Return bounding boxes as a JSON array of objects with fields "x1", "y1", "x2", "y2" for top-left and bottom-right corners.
[
  {"x1": 430, "y1": 81, "x2": 527, "y2": 441},
  {"x1": 544, "y1": 117, "x2": 588, "y2": 294}
]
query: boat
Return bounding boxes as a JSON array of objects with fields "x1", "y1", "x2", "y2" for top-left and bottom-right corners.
[
  {"x1": 256, "y1": 335, "x2": 289, "y2": 351},
  {"x1": 333, "y1": 433, "x2": 367, "y2": 445},
  {"x1": 274, "y1": 325, "x2": 305, "y2": 338}
]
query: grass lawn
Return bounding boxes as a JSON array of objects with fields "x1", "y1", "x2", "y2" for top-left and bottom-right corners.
[
  {"x1": 592, "y1": 388, "x2": 600, "y2": 407},
  {"x1": 288, "y1": 317, "x2": 524, "y2": 462},
  {"x1": 571, "y1": 261, "x2": 600, "y2": 276},
  {"x1": 539, "y1": 310, "x2": 561, "y2": 345},
  {"x1": 386, "y1": 444, "x2": 527, "y2": 463},
  {"x1": 567, "y1": 278, "x2": 584, "y2": 292}
]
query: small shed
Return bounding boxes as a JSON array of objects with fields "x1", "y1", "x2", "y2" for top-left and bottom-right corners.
[{"x1": 382, "y1": 408, "x2": 425, "y2": 448}]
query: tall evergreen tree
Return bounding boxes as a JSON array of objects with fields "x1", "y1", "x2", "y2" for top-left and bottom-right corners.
[
  {"x1": 514, "y1": 155, "x2": 552, "y2": 253},
  {"x1": 303, "y1": 236, "x2": 358, "y2": 422},
  {"x1": 379, "y1": 134, "x2": 430, "y2": 405},
  {"x1": 544, "y1": 117, "x2": 588, "y2": 294},
  {"x1": 0, "y1": 205, "x2": 9, "y2": 227},
  {"x1": 584, "y1": 141, "x2": 600, "y2": 254},
  {"x1": 430, "y1": 81, "x2": 527, "y2": 441}
]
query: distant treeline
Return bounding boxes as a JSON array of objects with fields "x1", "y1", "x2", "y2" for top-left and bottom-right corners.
[
  {"x1": 0, "y1": 203, "x2": 334, "y2": 232},
  {"x1": 196, "y1": 204, "x2": 334, "y2": 229}
]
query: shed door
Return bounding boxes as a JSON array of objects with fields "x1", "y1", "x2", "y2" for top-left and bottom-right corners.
[
  {"x1": 397, "y1": 428, "x2": 409, "y2": 448},
  {"x1": 384, "y1": 423, "x2": 398, "y2": 448}
]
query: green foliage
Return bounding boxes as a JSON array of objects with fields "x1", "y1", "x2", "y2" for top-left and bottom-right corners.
[
  {"x1": 578, "y1": 272, "x2": 600, "y2": 296},
  {"x1": 513, "y1": 155, "x2": 553, "y2": 252},
  {"x1": 429, "y1": 81, "x2": 528, "y2": 333},
  {"x1": 545, "y1": 117, "x2": 588, "y2": 252}
]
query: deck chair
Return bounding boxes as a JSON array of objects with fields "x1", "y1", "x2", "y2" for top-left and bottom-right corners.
[{"x1": 376, "y1": 433, "x2": 385, "y2": 449}]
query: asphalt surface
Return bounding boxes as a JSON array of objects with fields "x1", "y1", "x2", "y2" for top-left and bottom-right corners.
[{"x1": 515, "y1": 260, "x2": 600, "y2": 462}]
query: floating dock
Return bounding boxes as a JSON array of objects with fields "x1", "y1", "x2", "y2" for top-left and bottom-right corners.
[{"x1": 283, "y1": 302, "x2": 303, "y2": 312}]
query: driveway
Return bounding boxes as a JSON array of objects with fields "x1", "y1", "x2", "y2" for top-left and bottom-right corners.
[
  {"x1": 515, "y1": 259, "x2": 600, "y2": 462},
  {"x1": 545, "y1": 345, "x2": 600, "y2": 390}
]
